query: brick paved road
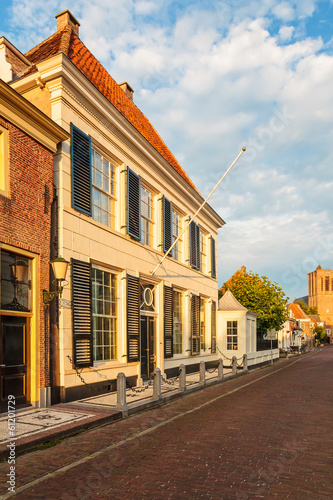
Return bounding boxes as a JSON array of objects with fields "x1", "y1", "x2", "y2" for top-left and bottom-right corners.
[{"x1": 1, "y1": 348, "x2": 333, "y2": 499}]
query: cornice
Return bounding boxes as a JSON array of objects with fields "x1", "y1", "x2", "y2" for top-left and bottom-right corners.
[{"x1": 0, "y1": 78, "x2": 70, "y2": 151}]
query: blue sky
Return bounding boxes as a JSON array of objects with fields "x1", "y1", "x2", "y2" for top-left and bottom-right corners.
[{"x1": 1, "y1": 0, "x2": 333, "y2": 300}]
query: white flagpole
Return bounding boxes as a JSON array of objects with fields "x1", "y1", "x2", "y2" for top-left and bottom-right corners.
[{"x1": 151, "y1": 146, "x2": 246, "y2": 276}]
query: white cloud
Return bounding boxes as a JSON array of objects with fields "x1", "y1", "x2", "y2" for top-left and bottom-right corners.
[{"x1": 279, "y1": 25, "x2": 295, "y2": 41}]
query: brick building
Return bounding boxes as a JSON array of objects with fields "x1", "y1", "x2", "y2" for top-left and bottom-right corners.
[
  {"x1": 0, "y1": 79, "x2": 69, "y2": 411},
  {"x1": 308, "y1": 265, "x2": 333, "y2": 339}
]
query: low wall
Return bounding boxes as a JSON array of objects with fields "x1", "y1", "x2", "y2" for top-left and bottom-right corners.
[{"x1": 247, "y1": 349, "x2": 279, "y2": 368}]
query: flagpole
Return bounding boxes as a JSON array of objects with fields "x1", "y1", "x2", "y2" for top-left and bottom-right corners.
[{"x1": 151, "y1": 146, "x2": 246, "y2": 276}]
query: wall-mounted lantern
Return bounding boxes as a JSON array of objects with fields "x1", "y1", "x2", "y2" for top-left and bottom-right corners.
[{"x1": 43, "y1": 257, "x2": 69, "y2": 304}]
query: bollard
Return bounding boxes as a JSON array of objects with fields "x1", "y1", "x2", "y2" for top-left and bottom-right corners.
[
  {"x1": 153, "y1": 367, "x2": 162, "y2": 401},
  {"x1": 199, "y1": 360, "x2": 206, "y2": 386},
  {"x1": 179, "y1": 364, "x2": 186, "y2": 392},
  {"x1": 218, "y1": 358, "x2": 224, "y2": 380},
  {"x1": 243, "y1": 353, "x2": 248, "y2": 371},
  {"x1": 232, "y1": 356, "x2": 237, "y2": 375},
  {"x1": 116, "y1": 372, "x2": 128, "y2": 412}
]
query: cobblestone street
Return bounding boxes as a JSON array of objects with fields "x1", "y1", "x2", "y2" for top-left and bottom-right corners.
[{"x1": 1, "y1": 348, "x2": 333, "y2": 499}]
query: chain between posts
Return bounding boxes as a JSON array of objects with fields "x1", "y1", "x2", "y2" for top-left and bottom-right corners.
[
  {"x1": 216, "y1": 346, "x2": 243, "y2": 363},
  {"x1": 67, "y1": 355, "x2": 115, "y2": 392}
]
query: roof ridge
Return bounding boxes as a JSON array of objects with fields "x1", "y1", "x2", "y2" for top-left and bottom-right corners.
[{"x1": 25, "y1": 26, "x2": 72, "y2": 61}]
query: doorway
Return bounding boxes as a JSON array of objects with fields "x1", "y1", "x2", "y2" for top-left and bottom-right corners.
[
  {"x1": 140, "y1": 316, "x2": 155, "y2": 380},
  {"x1": 0, "y1": 316, "x2": 28, "y2": 412}
]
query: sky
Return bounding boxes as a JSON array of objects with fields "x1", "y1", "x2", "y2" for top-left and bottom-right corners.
[{"x1": 1, "y1": 0, "x2": 333, "y2": 301}]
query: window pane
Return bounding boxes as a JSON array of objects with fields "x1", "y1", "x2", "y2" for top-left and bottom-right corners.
[{"x1": 95, "y1": 152, "x2": 102, "y2": 171}]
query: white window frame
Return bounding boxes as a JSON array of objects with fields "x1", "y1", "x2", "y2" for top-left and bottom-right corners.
[
  {"x1": 91, "y1": 267, "x2": 118, "y2": 363},
  {"x1": 91, "y1": 149, "x2": 116, "y2": 228},
  {"x1": 141, "y1": 184, "x2": 154, "y2": 247}
]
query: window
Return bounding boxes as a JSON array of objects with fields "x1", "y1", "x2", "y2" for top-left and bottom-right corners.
[
  {"x1": 141, "y1": 185, "x2": 154, "y2": 246},
  {"x1": 227, "y1": 321, "x2": 238, "y2": 350},
  {"x1": 172, "y1": 209, "x2": 182, "y2": 261},
  {"x1": 1, "y1": 251, "x2": 31, "y2": 312},
  {"x1": 173, "y1": 290, "x2": 183, "y2": 354},
  {"x1": 200, "y1": 298, "x2": 206, "y2": 350},
  {"x1": 92, "y1": 150, "x2": 116, "y2": 227},
  {"x1": 92, "y1": 268, "x2": 117, "y2": 362},
  {"x1": 325, "y1": 276, "x2": 329, "y2": 292},
  {"x1": 321, "y1": 277, "x2": 323, "y2": 292},
  {"x1": 71, "y1": 124, "x2": 118, "y2": 225},
  {"x1": 0, "y1": 127, "x2": 9, "y2": 197}
]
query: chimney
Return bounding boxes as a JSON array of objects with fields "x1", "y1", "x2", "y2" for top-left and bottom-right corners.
[
  {"x1": 55, "y1": 10, "x2": 80, "y2": 36},
  {"x1": 119, "y1": 82, "x2": 134, "y2": 101}
]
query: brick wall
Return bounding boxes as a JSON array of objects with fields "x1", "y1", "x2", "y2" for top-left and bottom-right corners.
[{"x1": 0, "y1": 116, "x2": 54, "y2": 389}]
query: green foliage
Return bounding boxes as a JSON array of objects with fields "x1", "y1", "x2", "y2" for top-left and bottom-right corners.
[
  {"x1": 295, "y1": 301, "x2": 318, "y2": 316},
  {"x1": 223, "y1": 269, "x2": 289, "y2": 331},
  {"x1": 313, "y1": 325, "x2": 327, "y2": 342}
]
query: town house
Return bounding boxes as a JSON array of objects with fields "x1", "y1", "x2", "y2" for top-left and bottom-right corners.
[{"x1": 1, "y1": 10, "x2": 224, "y2": 403}]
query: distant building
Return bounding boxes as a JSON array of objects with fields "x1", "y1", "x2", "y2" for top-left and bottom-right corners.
[
  {"x1": 308, "y1": 265, "x2": 333, "y2": 339},
  {"x1": 288, "y1": 301, "x2": 314, "y2": 345}
]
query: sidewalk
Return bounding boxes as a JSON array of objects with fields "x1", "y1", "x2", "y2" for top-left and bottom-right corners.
[{"x1": 0, "y1": 365, "x2": 235, "y2": 460}]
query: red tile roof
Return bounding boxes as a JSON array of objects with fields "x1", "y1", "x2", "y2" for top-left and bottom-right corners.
[
  {"x1": 23, "y1": 27, "x2": 197, "y2": 191},
  {"x1": 289, "y1": 302, "x2": 309, "y2": 320}
]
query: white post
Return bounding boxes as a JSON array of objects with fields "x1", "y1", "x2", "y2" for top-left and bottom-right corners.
[
  {"x1": 179, "y1": 364, "x2": 186, "y2": 391},
  {"x1": 243, "y1": 353, "x2": 248, "y2": 371},
  {"x1": 153, "y1": 367, "x2": 162, "y2": 401},
  {"x1": 116, "y1": 372, "x2": 128, "y2": 413},
  {"x1": 199, "y1": 361, "x2": 206, "y2": 386},
  {"x1": 218, "y1": 358, "x2": 224, "y2": 380},
  {"x1": 232, "y1": 356, "x2": 237, "y2": 375}
]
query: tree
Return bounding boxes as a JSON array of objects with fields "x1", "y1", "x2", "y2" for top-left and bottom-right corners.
[
  {"x1": 223, "y1": 269, "x2": 289, "y2": 331},
  {"x1": 295, "y1": 301, "x2": 318, "y2": 316},
  {"x1": 313, "y1": 325, "x2": 327, "y2": 343}
]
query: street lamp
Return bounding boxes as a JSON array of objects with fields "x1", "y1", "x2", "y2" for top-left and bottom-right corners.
[{"x1": 43, "y1": 257, "x2": 69, "y2": 304}]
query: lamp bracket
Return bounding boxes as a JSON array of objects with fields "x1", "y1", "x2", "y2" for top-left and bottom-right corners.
[{"x1": 43, "y1": 289, "x2": 61, "y2": 304}]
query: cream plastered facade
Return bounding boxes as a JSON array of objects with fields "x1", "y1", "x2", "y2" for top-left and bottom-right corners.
[{"x1": 11, "y1": 53, "x2": 224, "y2": 398}]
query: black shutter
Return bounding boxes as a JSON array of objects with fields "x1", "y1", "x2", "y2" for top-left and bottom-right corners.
[
  {"x1": 71, "y1": 124, "x2": 92, "y2": 215},
  {"x1": 127, "y1": 167, "x2": 141, "y2": 240},
  {"x1": 211, "y1": 301, "x2": 217, "y2": 353},
  {"x1": 163, "y1": 196, "x2": 173, "y2": 256},
  {"x1": 127, "y1": 275, "x2": 140, "y2": 362},
  {"x1": 191, "y1": 294, "x2": 200, "y2": 355},
  {"x1": 72, "y1": 259, "x2": 93, "y2": 367},
  {"x1": 190, "y1": 221, "x2": 200, "y2": 270},
  {"x1": 211, "y1": 236, "x2": 216, "y2": 279},
  {"x1": 164, "y1": 285, "x2": 173, "y2": 358}
]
